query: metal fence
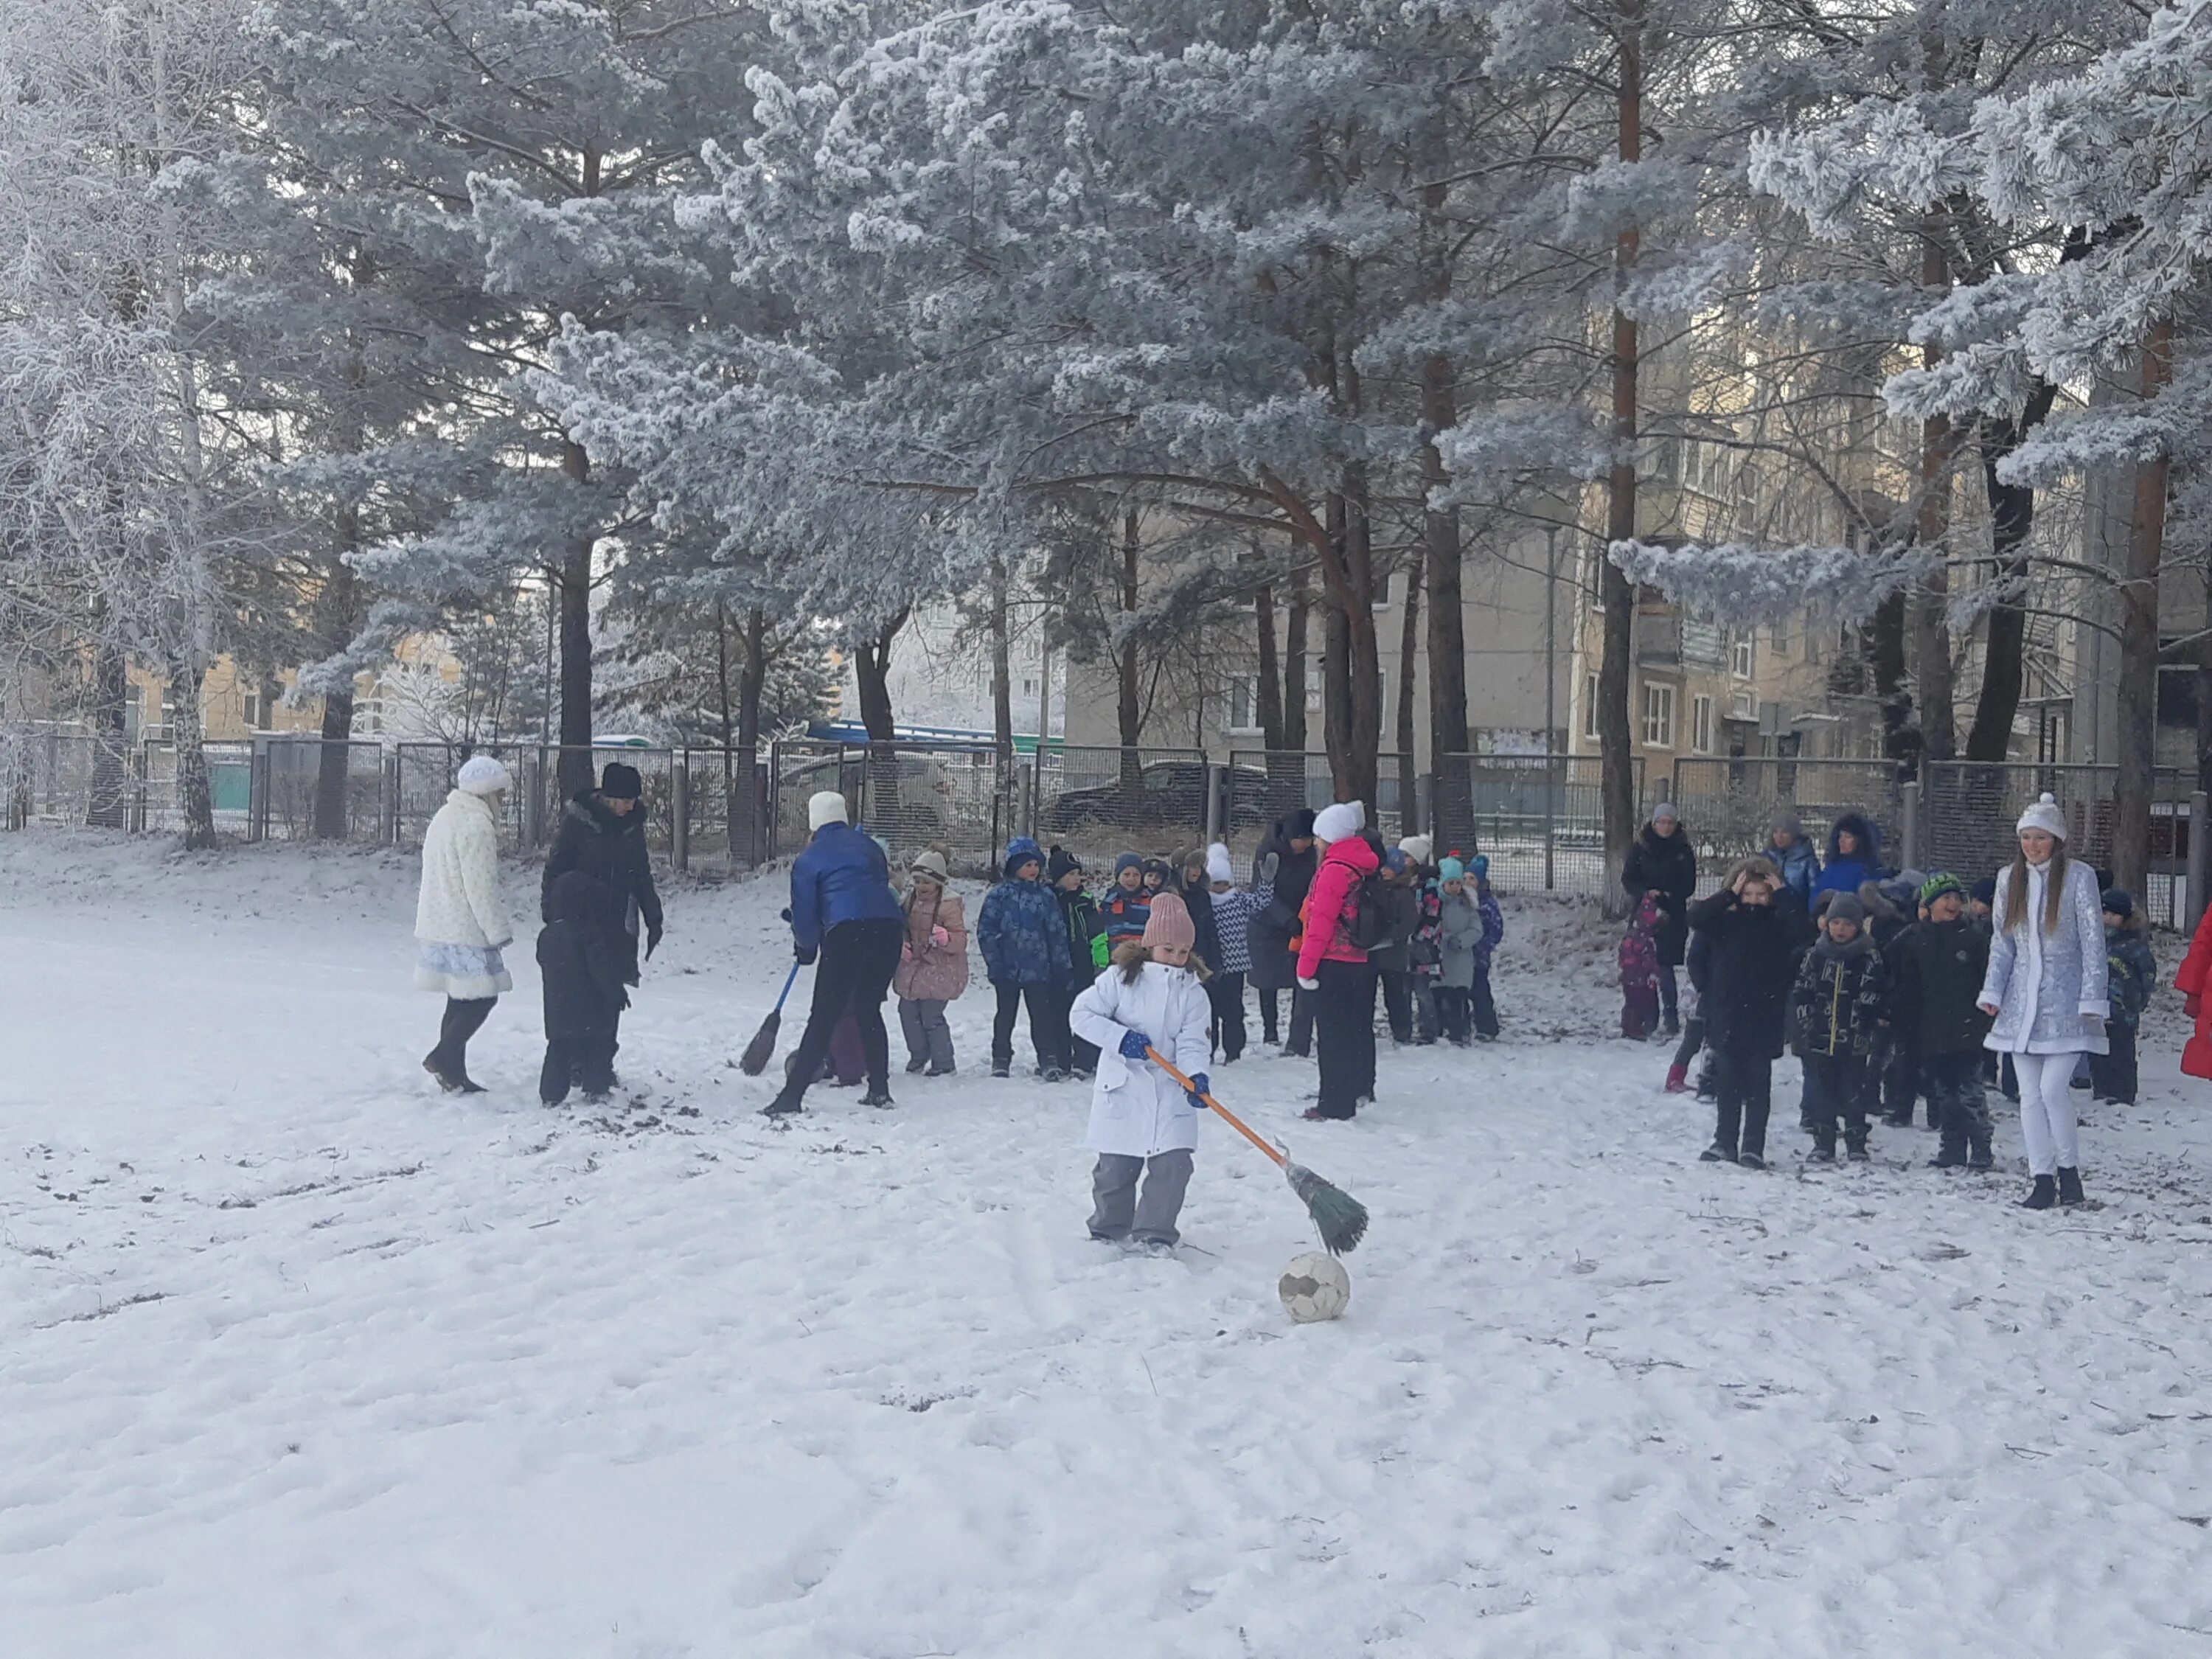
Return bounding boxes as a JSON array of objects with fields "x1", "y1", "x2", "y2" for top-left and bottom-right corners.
[
  {"x1": 1669, "y1": 757, "x2": 1907, "y2": 895},
  {"x1": 1922, "y1": 762, "x2": 2197, "y2": 930},
  {"x1": 1222, "y1": 751, "x2": 1415, "y2": 866},
  {"x1": 1029, "y1": 745, "x2": 1213, "y2": 874},
  {"x1": 765, "y1": 739, "x2": 1016, "y2": 877},
  {"x1": 1433, "y1": 754, "x2": 1654, "y2": 900}
]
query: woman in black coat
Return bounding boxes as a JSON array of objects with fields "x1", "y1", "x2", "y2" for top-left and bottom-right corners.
[
  {"x1": 1248, "y1": 808, "x2": 1318, "y2": 1051},
  {"x1": 1621, "y1": 802, "x2": 1697, "y2": 1033},
  {"x1": 542, "y1": 761, "x2": 665, "y2": 1034}
]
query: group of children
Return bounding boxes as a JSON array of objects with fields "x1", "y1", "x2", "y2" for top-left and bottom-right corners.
[{"x1": 1621, "y1": 827, "x2": 2158, "y2": 1188}]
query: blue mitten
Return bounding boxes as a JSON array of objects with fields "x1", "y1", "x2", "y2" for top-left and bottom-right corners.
[
  {"x1": 1184, "y1": 1072, "x2": 1211, "y2": 1110},
  {"x1": 1119, "y1": 1029, "x2": 1152, "y2": 1060}
]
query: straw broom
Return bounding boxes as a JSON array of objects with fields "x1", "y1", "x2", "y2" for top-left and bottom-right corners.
[
  {"x1": 739, "y1": 962, "x2": 802, "y2": 1076},
  {"x1": 1145, "y1": 1047, "x2": 1368, "y2": 1255}
]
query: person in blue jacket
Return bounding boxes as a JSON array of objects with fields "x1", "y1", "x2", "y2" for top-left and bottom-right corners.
[
  {"x1": 1809, "y1": 812, "x2": 1885, "y2": 906},
  {"x1": 976, "y1": 835, "x2": 1077, "y2": 1079},
  {"x1": 763, "y1": 790, "x2": 906, "y2": 1116},
  {"x1": 1767, "y1": 812, "x2": 1821, "y2": 906}
]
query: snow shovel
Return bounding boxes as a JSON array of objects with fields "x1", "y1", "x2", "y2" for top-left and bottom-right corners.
[
  {"x1": 740, "y1": 962, "x2": 802, "y2": 1076},
  {"x1": 1145, "y1": 1048, "x2": 1368, "y2": 1255}
]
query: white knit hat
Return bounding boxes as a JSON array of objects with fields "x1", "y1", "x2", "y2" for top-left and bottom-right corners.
[
  {"x1": 2016, "y1": 793, "x2": 2067, "y2": 841},
  {"x1": 1312, "y1": 801, "x2": 1362, "y2": 845},
  {"x1": 1206, "y1": 841, "x2": 1234, "y2": 884},
  {"x1": 807, "y1": 790, "x2": 850, "y2": 832},
  {"x1": 456, "y1": 755, "x2": 510, "y2": 796},
  {"x1": 1397, "y1": 834, "x2": 1433, "y2": 866}
]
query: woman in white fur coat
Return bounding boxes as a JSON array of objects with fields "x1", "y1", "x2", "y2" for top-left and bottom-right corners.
[
  {"x1": 1977, "y1": 793, "x2": 2108, "y2": 1210},
  {"x1": 416, "y1": 755, "x2": 514, "y2": 1093},
  {"x1": 1068, "y1": 893, "x2": 1216, "y2": 1253}
]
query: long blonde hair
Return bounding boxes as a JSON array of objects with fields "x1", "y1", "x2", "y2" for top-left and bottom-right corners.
[{"x1": 2003, "y1": 840, "x2": 2070, "y2": 936}]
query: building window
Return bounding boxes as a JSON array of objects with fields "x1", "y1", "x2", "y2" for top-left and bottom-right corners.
[
  {"x1": 1224, "y1": 675, "x2": 1262, "y2": 734},
  {"x1": 1641, "y1": 682, "x2": 1676, "y2": 748},
  {"x1": 1731, "y1": 631, "x2": 1754, "y2": 680},
  {"x1": 1768, "y1": 618, "x2": 1789, "y2": 656},
  {"x1": 1691, "y1": 695, "x2": 1714, "y2": 755},
  {"x1": 1371, "y1": 571, "x2": 1392, "y2": 610},
  {"x1": 1583, "y1": 674, "x2": 1601, "y2": 742}
]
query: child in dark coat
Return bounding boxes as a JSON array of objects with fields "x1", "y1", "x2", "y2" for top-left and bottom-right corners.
[
  {"x1": 537, "y1": 870, "x2": 630, "y2": 1104},
  {"x1": 1789, "y1": 891, "x2": 1888, "y2": 1161},
  {"x1": 1620, "y1": 894, "x2": 1664, "y2": 1039},
  {"x1": 2095, "y1": 888, "x2": 2155, "y2": 1105},
  {"x1": 1688, "y1": 858, "x2": 1798, "y2": 1169},
  {"x1": 1890, "y1": 873, "x2": 1996, "y2": 1169},
  {"x1": 1050, "y1": 846, "x2": 1106, "y2": 1077}
]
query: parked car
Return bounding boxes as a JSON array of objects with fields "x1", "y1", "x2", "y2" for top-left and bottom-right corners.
[{"x1": 1040, "y1": 759, "x2": 1272, "y2": 836}]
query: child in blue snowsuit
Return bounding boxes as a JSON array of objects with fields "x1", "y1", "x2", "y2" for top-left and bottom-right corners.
[{"x1": 976, "y1": 836, "x2": 1076, "y2": 1079}]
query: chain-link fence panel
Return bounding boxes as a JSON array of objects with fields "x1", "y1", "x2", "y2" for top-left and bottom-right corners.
[
  {"x1": 1669, "y1": 757, "x2": 1905, "y2": 894},
  {"x1": 1429, "y1": 755, "x2": 1651, "y2": 900},
  {"x1": 257, "y1": 737, "x2": 386, "y2": 842},
  {"x1": 1, "y1": 731, "x2": 134, "y2": 830},
  {"x1": 1032, "y1": 745, "x2": 1211, "y2": 874},
  {"x1": 770, "y1": 740, "x2": 1012, "y2": 877},
  {"x1": 394, "y1": 741, "x2": 543, "y2": 851},
  {"x1": 138, "y1": 740, "x2": 255, "y2": 837},
  {"x1": 681, "y1": 746, "x2": 771, "y2": 870},
  {"x1": 1924, "y1": 762, "x2": 2195, "y2": 928}
]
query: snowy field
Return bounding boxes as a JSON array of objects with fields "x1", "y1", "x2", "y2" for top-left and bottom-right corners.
[{"x1": 7, "y1": 832, "x2": 2212, "y2": 1658}]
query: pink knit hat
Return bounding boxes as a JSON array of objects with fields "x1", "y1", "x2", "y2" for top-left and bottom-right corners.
[{"x1": 1141, "y1": 891, "x2": 1197, "y2": 952}]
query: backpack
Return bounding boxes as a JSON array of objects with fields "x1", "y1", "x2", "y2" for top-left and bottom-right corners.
[{"x1": 1346, "y1": 874, "x2": 1397, "y2": 952}]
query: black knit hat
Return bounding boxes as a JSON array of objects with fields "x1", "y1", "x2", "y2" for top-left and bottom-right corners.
[
  {"x1": 1970, "y1": 876, "x2": 1997, "y2": 905},
  {"x1": 600, "y1": 762, "x2": 643, "y2": 800},
  {"x1": 2102, "y1": 888, "x2": 2135, "y2": 921},
  {"x1": 1046, "y1": 845, "x2": 1082, "y2": 884}
]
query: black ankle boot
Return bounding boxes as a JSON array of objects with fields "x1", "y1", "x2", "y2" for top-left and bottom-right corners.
[
  {"x1": 1967, "y1": 1138, "x2": 1994, "y2": 1172},
  {"x1": 1930, "y1": 1135, "x2": 1966, "y2": 1169},
  {"x1": 2021, "y1": 1175, "x2": 2057, "y2": 1210},
  {"x1": 2056, "y1": 1166, "x2": 2084, "y2": 1206}
]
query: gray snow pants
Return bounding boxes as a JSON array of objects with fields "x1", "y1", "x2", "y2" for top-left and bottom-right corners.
[
  {"x1": 1088, "y1": 1149, "x2": 1194, "y2": 1247},
  {"x1": 898, "y1": 996, "x2": 956, "y2": 1074}
]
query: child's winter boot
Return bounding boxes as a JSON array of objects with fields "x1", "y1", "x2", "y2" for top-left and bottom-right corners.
[
  {"x1": 1966, "y1": 1135, "x2": 1994, "y2": 1172},
  {"x1": 1809, "y1": 1130, "x2": 1837, "y2": 1164},
  {"x1": 1699, "y1": 1141, "x2": 1735, "y2": 1164},
  {"x1": 2056, "y1": 1166, "x2": 2084, "y2": 1206},
  {"x1": 1664, "y1": 1064, "x2": 1688, "y2": 1093},
  {"x1": 1930, "y1": 1128, "x2": 1968, "y2": 1169},
  {"x1": 2021, "y1": 1174, "x2": 2058, "y2": 1210},
  {"x1": 1844, "y1": 1127, "x2": 1871, "y2": 1162}
]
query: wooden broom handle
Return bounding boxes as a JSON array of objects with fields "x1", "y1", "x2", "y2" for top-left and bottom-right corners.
[{"x1": 1145, "y1": 1046, "x2": 1287, "y2": 1168}]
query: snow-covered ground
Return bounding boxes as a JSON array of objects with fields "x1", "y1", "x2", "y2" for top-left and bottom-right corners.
[{"x1": 6, "y1": 830, "x2": 2212, "y2": 1657}]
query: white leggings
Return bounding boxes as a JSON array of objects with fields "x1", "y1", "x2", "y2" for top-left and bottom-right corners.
[{"x1": 2012, "y1": 1051, "x2": 2083, "y2": 1178}]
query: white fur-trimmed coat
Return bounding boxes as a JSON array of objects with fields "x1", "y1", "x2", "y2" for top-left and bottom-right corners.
[
  {"x1": 414, "y1": 791, "x2": 513, "y2": 996},
  {"x1": 1068, "y1": 961, "x2": 1214, "y2": 1158},
  {"x1": 1980, "y1": 857, "x2": 2110, "y2": 1056}
]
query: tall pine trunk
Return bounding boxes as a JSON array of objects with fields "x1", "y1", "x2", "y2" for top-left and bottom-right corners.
[
  {"x1": 311, "y1": 542, "x2": 361, "y2": 838},
  {"x1": 1422, "y1": 364, "x2": 1470, "y2": 845},
  {"x1": 170, "y1": 659, "x2": 216, "y2": 850},
  {"x1": 989, "y1": 554, "x2": 1015, "y2": 830},
  {"x1": 1911, "y1": 44, "x2": 1954, "y2": 763},
  {"x1": 556, "y1": 437, "x2": 596, "y2": 799},
  {"x1": 1396, "y1": 552, "x2": 1423, "y2": 832},
  {"x1": 1255, "y1": 578, "x2": 1284, "y2": 751},
  {"x1": 1964, "y1": 384, "x2": 2062, "y2": 762},
  {"x1": 1117, "y1": 508, "x2": 1144, "y2": 793},
  {"x1": 1599, "y1": 1, "x2": 1644, "y2": 909},
  {"x1": 2112, "y1": 319, "x2": 2173, "y2": 896},
  {"x1": 1283, "y1": 585, "x2": 1309, "y2": 753}
]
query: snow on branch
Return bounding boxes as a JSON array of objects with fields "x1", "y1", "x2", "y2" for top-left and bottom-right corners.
[{"x1": 1609, "y1": 539, "x2": 1933, "y2": 628}]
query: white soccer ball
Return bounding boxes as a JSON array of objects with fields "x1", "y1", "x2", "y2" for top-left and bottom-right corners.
[{"x1": 1278, "y1": 1251, "x2": 1351, "y2": 1324}]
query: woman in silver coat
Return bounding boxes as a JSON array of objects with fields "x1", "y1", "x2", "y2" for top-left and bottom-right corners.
[{"x1": 1977, "y1": 793, "x2": 2108, "y2": 1210}]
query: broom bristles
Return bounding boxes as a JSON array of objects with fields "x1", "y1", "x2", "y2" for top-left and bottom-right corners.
[
  {"x1": 737, "y1": 1010, "x2": 781, "y2": 1076},
  {"x1": 1284, "y1": 1161, "x2": 1368, "y2": 1255}
]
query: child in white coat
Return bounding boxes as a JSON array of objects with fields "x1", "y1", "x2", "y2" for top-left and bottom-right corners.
[{"x1": 1068, "y1": 892, "x2": 1216, "y2": 1253}]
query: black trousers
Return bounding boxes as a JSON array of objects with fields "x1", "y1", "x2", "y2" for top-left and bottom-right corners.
[
  {"x1": 431, "y1": 995, "x2": 495, "y2": 1077},
  {"x1": 1380, "y1": 970, "x2": 1414, "y2": 1043},
  {"x1": 1260, "y1": 968, "x2": 1315, "y2": 1054},
  {"x1": 2090, "y1": 1024, "x2": 2139, "y2": 1103},
  {"x1": 1468, "y1": 966, "x2": 1499, "y2": 1038},
  {"x1": 1065, "y1": 975, "x2": 1101, "y2": 1074},
  {"x1": 779, "y1": 919, "x2": 902, "y2": 1105},
  {"x1": 1313, "y1": 959, "x2": 1379, "y2": 1119},
  {"x1": 1881, "y1": 1044, "x2": 1922, "y2": 1124},
  {"x1": 994, "y1": 981, "x2": 1071, "y2": 1071},
  {"x1": 1800, "y1": 1053, "x2": 1871, "y2": 1150},
  {"x1": 1206, "y1": 970, "x2": 1247, "y2": 1061},
  {"x1": 1672, "y1": 1016, "x2": 1706, "y2": 1071},
  {"x1": 1922, "y1": 1050, "x2": 1993, "y2": 1152},
  {"x1": 540, "y1": 1031, "x2": 616, "y2": 1104},
  {"x1": 1435, "y1": 986, "x2": 1470, "y2": 1044},
  {"x1": 1711, "y1": 1048, "x2": 1773, "y2": 1160}
]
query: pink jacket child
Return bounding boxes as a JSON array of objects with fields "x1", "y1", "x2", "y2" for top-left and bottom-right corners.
[{"x1": 1620, "y1": 894, "x2": 1664, "y2": 1039}]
